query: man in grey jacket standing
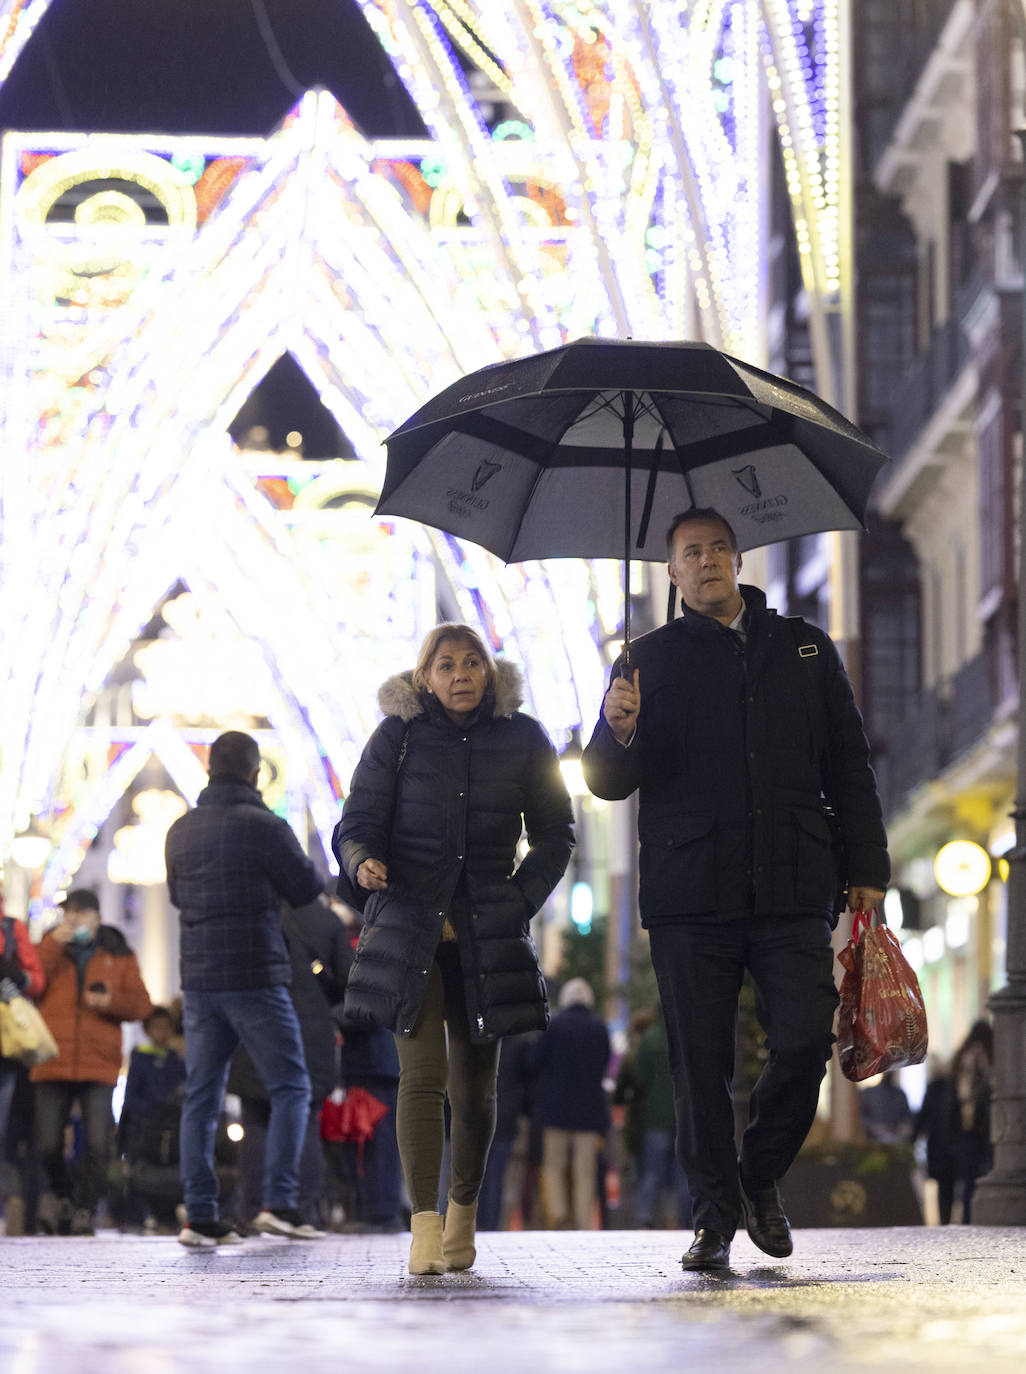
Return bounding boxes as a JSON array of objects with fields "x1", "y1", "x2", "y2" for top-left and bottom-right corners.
[
  {"x1": 166, "y1": 730, "x2": 324, "y2": 1247},
  {"x1": 583, "y1": 509, "x2": 889, "y2": 1271}
]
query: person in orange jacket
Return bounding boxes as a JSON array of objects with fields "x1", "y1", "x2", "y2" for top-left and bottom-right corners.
[{"x1": 31, "y1": 888, "x2": 153, "y2": 1235}]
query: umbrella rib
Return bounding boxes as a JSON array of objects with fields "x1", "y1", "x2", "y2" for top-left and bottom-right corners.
[{"x1": 636, "y1": 428, "x2": 666, "y2": 549}]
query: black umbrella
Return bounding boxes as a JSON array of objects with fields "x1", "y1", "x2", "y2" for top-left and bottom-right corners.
[{"x1": 376, "y1": 338, "x2": 890, "y2": 658}]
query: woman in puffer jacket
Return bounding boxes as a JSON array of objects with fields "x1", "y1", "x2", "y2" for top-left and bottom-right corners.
[{"x1": 334, "y1": 623, "x2": 574, "y2": 1275}]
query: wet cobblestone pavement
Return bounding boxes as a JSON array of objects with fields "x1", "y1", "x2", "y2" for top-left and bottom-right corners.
[{"x1": 3, "y1": 1227, "x2": 1025, "y2": 1373}]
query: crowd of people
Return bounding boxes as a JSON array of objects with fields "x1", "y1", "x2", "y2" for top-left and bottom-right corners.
[
  {"x1": 0, "y1": 876, "x2": 684, "y2": 1241},
  {"x1": 0, "y1": 507, "x2": 994, "y2": 1272}
]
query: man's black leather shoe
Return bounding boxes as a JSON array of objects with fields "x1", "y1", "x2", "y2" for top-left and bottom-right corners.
[
  {"x1": 740, "y1": 1180, "x2": 793, "y2": 1258},
  {"x1": 681, "y1": 1229, "x2": 731, "y2": 1271}
]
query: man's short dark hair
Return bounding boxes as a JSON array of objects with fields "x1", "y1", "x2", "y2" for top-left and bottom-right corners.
[
  {"x1": 208, "y1": 730, "x2": 261, "y2": 782},
  {"x1": 665, "y1": 507, "x2": 739, "y2": 555},
  {"x1": 61, "y1": 888, "x2": 100, "y2": 914}
]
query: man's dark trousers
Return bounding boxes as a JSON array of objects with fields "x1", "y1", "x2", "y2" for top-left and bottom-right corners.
[{"x1": 649, "y1": 913, "x2": 838, "y2": 1239}]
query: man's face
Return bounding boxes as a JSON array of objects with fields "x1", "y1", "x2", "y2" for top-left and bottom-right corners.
[
  {"x1": 668, "y1": 518, "x2": 742, "y2": 619},
  {"x1": 63, "y1": 906, "x2": 101, "y2": 940}
]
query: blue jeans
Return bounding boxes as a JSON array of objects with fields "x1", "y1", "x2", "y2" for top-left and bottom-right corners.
[
  {"x1": 636, "y1": 1128, "x2": 692, "y2": 1228},
  {"x1": 180, "y1": 987, "x2": 310, "y2": 1222},
  {"x1": 236, "y1": 1100, "x2": 324, "y2": 1226},
  {"x1": 477, "y1": 1134, "x2": 514, "y2": 1231}
]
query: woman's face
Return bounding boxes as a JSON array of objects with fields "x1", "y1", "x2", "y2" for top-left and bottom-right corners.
[{"x1": 426, "y1": 637, "x2": 488, "y2": 724}]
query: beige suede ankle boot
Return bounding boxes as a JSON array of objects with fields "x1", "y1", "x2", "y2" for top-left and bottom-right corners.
[
  {"x1": 442, "y1": 1197, "x2": 477, "y2": 1271},
  {"x1": 408, "y1": 1211, "x2": 448, "y2": 1275}
]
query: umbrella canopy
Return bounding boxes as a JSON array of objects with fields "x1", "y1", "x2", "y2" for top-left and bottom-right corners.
[{"x1": 376, "y1": 338, "x2": 890, "y2": 651}]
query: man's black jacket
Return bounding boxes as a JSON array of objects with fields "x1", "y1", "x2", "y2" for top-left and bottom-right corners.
[
  {"x1": 166, "y1": 780, "x2": 323, "y2": 991},
  {"x1": 582, "y1": 585, "x2": 889, "y2": 926}
]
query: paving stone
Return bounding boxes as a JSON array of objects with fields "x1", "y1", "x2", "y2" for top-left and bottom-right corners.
[{"x1": 3, "y1": 1226, "x2": 1025, "y2": 1373}]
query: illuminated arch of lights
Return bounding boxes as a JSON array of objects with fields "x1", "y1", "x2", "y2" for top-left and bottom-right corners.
[
  {"x1": 0, "y1": 2, "x2": 844, "y2": 903},
  {"x1": 0, "y1": 0, "x2": 847, "y2": 374}
]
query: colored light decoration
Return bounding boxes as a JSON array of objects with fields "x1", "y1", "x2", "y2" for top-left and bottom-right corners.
[
  {"x1": 0, "y1": 0, "x2": 50, "y2": 82},
  {"x1": 170, "y1": 152, "x2": 207, "y2": 185},
  {"x1": 0, "y1": 4, "x2": 846, "y2": 893}
]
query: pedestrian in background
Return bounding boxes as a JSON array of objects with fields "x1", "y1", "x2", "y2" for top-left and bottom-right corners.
[
  {"x1": 120, "y1": 1006, "x2": 188, "y2": 1154},
  {"x1": 477, "y1": 1031, "x2": 538, "y2": 1232},
  {"x1": 611, "y1": 1007, "x2": 658, "y2": 1222},
  {"x1": 117, "y1": 1004, "x2": 187, "y2": 1230},
  {"x1": 335, "y1": 623, "x2": 573, "y2": 1274},
  {"x1": 951, "y1": 1019, "x2": 993, "y2": 1223},
  {"x1": 1, "y1": 891, "x2": 45, "y2": 1236},
  {"x1": 533, "y1": 978, "x2": 610, "y2": 1231},
  {"x1": 913, "y1": 1057, "x2": 957, "y2": 1224},
  {"x1": 633, "y1": 1015, "x2": 692, "y2": 1229},
  {"x1": 859, "y1": 1070, "x2": 913, "y2": 1146},
  {"x1": 583, "y1": 508, "x2": 889, "y2": 1271},
  {"x1": 32, "y1": 888, "x2": 152, "y2": 1236},
  {"x1": 228, "y1": 895, "x2": 351, "y2": 1231},
  {"x1": 329, "y1": 1025, "x2": 405, "y2": 1233},
  {"x1": 165, "y1": 729, "x2": 325, "y2": 1247}
]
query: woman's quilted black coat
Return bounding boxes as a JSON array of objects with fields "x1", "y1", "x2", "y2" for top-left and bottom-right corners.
[{"x1": 333, "y1": 661, "x2": 574, "y2": 1043}]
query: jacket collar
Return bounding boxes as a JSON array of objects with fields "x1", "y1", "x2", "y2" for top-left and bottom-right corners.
[
  {"x1": 676, "y1": 581, "x2": 768, "y2": 634},
  {"x1": 61, "y1": 924, "x2": 132, "y2": 958},
  {"x1": 377, "y1": 658, "x2": 526, "y2": 724},
  {"x1": 196, "y1": 779, "x2": 268, "y2": 809}
]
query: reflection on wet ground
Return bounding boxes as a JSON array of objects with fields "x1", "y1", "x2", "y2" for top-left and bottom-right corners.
[{"x1": 3, "y1": 1226, "x2": 1026, "y2": 1373}]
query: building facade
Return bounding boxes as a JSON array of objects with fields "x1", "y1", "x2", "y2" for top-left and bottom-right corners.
[{"x1": 853, "y1": 0, "x2": 1022, "y2": 1058}]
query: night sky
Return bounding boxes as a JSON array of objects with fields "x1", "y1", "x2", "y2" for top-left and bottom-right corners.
[{"x1": 0, "y1": 0, "x2": 424, "y2": 139}]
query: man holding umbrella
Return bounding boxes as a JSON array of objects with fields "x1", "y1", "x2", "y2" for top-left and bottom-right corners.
[{"x1": 582, "y1": 507, "x2": 889, "y2": 1271}]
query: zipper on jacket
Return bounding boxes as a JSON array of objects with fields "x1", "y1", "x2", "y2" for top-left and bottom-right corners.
[{"x1": 454, "y1": 732, "x2": 490, "y2": 1040}]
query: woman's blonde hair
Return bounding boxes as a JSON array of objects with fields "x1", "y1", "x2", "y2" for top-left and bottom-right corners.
[{"x1": 412, "y1": 623, "x2": 496, "y2": 695}]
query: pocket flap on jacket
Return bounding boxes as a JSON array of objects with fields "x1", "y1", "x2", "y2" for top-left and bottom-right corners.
[{"x1": 793, "y1": 809, "x2": 832, "y2": 846}]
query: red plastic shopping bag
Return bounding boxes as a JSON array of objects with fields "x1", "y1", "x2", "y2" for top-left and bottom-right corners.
[{"x1": 836, "y1": 909, "x2": 928, "y2": 1082}]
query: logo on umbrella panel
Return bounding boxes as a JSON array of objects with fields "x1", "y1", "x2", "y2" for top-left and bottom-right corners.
[
  {"x1": 732, "y1": 464, "x2": 762, "y2": 498},
  {"x1": 471, "y1": 459, "x2": 502, "y2": 492},
  {"x1": 731, "y1": 467, "x2": 789, "y2": 523},
  {"x1": 444, "y1": 459, "x2": 502, "y2": 519}
]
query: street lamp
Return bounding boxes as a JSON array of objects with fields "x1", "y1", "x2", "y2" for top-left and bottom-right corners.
[
  {"x1": 972, "y1": 109, "x2": 1026, "y2": 1224},
  {"x1": 9, "y1": 821, "x2": 51, "y2": 871},
  {"x1": 934, "y1": 841, "x2": 992, "y2": 898}
]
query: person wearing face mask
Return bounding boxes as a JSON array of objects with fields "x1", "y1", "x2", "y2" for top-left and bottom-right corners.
[
  {"x1": 31, "y1": 889, "x2": 153, "y2": 1235},
  {"x1": 335, "y1": 623, "x2": 574, "y2": 1276}
]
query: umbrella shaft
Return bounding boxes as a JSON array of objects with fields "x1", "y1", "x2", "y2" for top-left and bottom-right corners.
[{"x1": 623, "y1": 393, "x2": 634, "y2": 666}]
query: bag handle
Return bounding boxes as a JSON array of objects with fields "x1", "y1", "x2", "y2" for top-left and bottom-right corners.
[{"x1": 851, "y1": 906, "x2": 882, "y2": 941}]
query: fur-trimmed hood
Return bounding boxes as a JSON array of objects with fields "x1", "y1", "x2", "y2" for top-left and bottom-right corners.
[{"x1": 378, "y1": 658, "x2": 525, "y2": 723}]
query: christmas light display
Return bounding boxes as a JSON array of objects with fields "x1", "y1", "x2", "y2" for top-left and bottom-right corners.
[{"x1": 0, "y1": 3, "x2": 844, "y2": 902}]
